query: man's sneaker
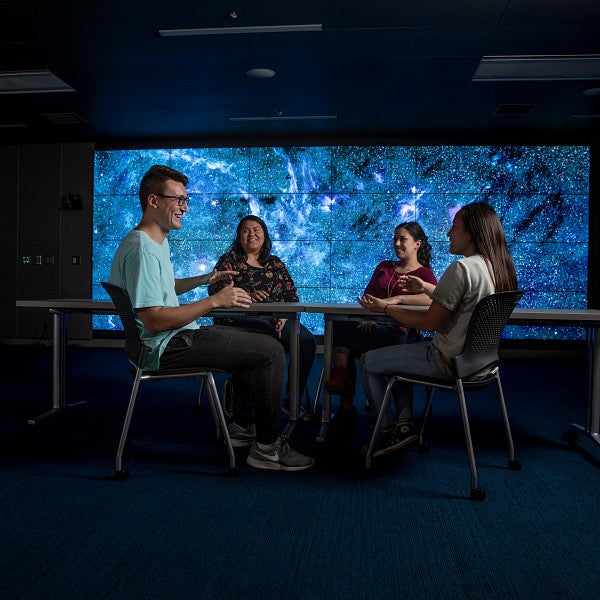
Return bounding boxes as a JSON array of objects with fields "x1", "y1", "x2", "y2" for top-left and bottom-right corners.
[
  {"x1": 227, "y1": 422, "x2": 256, "y2": 447},
  {"x1": 246, "y1": 437, "x2": 314, "y2": 471},
  {"x1": 325, "y1": 367, "x2": 355, "y2": 397},
  {"x1": 372, "y1": 419, "x2": 418, "y2": 458}
]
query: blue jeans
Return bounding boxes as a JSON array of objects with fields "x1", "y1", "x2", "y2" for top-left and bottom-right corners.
[{"x1": 361, "y1": 341, "x2": 445, "y2": 427}]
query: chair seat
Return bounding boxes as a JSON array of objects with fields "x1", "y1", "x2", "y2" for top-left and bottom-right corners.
[
  {"x1": 133, "y1": 366, "x2": 217, "y2": 378},
  {"x1": 384, "y1": 368, "x2": 499, "y2": 390}
]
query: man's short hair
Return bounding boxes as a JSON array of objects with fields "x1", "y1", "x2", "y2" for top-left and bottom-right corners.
[{"x1": 139, "y1": 165, "x2": 189, "y2": 211}]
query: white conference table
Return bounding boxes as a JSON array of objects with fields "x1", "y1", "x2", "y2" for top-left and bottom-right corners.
[
  {"x1": 302, "y1": 302, "x2": 600, "y2": 449},
  {"x1": 16, "y1": 299, "x2": 302, "y2": 428},
  {"x1": 16, "y1": 299, "x2": 600, "y2": 450}
]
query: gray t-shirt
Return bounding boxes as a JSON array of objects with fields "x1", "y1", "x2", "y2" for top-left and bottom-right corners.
[{"x1": 431, "y1": 255, "x2": 495, "y2": 376}]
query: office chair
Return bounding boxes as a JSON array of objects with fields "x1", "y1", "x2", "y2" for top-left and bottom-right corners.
[
  {"x1": 365, "y1": 290, "x2": 524, "y2": 500},
  {"x1": 101, "y1": 282, "x2": 238, "y2": 479}
]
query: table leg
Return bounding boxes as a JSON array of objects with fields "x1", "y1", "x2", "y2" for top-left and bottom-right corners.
[
  {"x1": 281, "y1": 314, "x2": 299, "y2": 438},
  {"x1": 569, "y1": 326, "x2": 600, "y2": 447},
  {"x1": 27, "y1": 310, "x2": 86, "y2": 425},
  {"x1": 317, "y1": 318, "x2": 333, "y2": 442},
  {"x1": 588, "y1": 327, "x2": 600, "y2": 443}
]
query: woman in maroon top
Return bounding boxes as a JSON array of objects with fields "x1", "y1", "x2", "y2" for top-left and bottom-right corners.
[{"x1": 325, "y1": 221, "x2": 437, "y2": 441}]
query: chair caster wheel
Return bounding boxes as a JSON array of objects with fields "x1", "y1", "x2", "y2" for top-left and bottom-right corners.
[
  {"x1": 114, "y1": 469, "x2": 129, "y2": 480},
  {"x1": 509, "y1": 459, "x2": 522, "y2": 471},
  {"x1": 471, "y1": 487, "x2": 486, "y2": 501},
  {"x1": 227, "y1": 466, "x2": 240, "y2": 477}
]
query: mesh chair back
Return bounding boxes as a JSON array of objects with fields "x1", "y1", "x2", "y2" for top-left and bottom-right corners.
[
  {"x1": 451, "y1": 290, "x2": 524, "y2": 380},
  {"x1": 101, "y1": 282, "x2": 149, "y2": 369}
]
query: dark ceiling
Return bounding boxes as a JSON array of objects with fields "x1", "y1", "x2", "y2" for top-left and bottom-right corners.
[{"x1": 1, "y1": 0, "x2": 600, "y2": 146}]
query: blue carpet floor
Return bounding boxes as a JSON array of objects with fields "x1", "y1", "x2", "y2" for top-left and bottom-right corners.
[{"x1": 1, "y1": 344, "x2": 600, "y2": 599}]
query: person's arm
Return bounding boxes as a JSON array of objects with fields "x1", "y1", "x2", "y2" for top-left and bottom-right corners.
[
  {"x1": 386, "y1": 292, "x2": 432, "y2": 306},
  {"x1": 137, "y1": 282, "x2": 251, "y2": 334},
  {"x1": 175, "y1": 269, "x2": 237, "y2": 295},
  {"x1": 207, "y1": 255, "x2": 237, "y2": 296},
  {"x1": 358, "y1": 293, "x2": 450, "y2": 332}
]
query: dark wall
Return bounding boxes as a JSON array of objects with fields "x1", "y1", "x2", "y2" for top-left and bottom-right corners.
[{"x1": 2, "y1": 143, "x2": 94, "y2": 340}]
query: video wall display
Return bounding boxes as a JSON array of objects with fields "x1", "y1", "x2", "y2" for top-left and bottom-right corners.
[{"x1": 92, "y1": 144, "x2": 589, "y2": 339}]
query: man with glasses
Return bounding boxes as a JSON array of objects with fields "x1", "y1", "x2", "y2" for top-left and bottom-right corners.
[{"x1": 108, "y1": 164, "x2": 314, "y2": 471}]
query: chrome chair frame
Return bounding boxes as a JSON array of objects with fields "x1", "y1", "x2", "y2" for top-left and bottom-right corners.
[
  {"x1": 101, "y1": 282, "x2": 238, "y2": 479},
  {"x1": 365, "y1": 290, "x2": 524, "y2": 500}
]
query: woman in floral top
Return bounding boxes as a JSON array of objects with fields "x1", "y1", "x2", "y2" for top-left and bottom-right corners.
[{"x1": 209, "y1": 215, "x2": 316, "y2": 414}]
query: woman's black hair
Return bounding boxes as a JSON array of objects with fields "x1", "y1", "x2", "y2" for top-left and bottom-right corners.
[
  {"x1": 228, "y1": 215, "x2": 273, "y2": 264},
  {"x1": 395, "y1": 221, "x2": 433, "y2": 268}
]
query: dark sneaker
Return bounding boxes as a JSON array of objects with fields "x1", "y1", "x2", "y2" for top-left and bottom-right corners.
[
  {"x1": 227, "y1": 422, "x2": 256, "y2": 447},
  {"x1": 246, "y1": 437, "x2": 314, "y2": 471},
  {"x1": 372, "y1": 419, "x2": 418, "y2": 457},
  {"x1": 222, "y1": 377, "x2": 234, "y2": 418},
  {"x1": 325, "y1": 367, "x2": 355, "y2": 397},
  {"x1": 326, "y1": 406, "x2": 358, "y2": 443}
]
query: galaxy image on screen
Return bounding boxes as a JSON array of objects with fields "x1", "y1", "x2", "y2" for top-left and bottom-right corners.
[{"x1": 92, "y1": 144, "x2": 589, "y2": 339}]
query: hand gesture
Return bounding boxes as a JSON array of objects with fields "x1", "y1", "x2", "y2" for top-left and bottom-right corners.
[
  {"x1": 208, "y1": 269, "x2": 238, "y2": 284},
  {"x1": 397, "y1": 274, "x2": 425, "y2": 294},
  {"x1": 215, "y1": 281, "x2": 252, "y2": 308},
  {"x1": 357, "y1": 294, "x2": 387, "y2": 314}
]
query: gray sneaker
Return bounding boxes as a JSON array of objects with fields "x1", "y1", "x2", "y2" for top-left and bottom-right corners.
[
  {"x1": 227, "y1": 422, "x2": 256, "y2": 447},
  {"x1": 246, "y1": 437, "x2": 314, "y2": 471}
]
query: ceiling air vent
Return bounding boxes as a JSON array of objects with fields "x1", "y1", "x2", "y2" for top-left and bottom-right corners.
[
  {"x1": 494, "y1": 104, "x2": 536, "y2": 116},
  {"x1": 41, "y1": 113, "x2": 87, "y2": 124}
]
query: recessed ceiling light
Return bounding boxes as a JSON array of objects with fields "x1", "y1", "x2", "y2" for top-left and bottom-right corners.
[
  {"x1": 247, "y1": 68, "x2": 276, "y2": 79},
  {"x1": 583, "y1": 88, "x2": 600, "y2": 96},
  {"x1": 159, "y1": 24, "x2": 322, "y2": 36},
  {"x1": 0, "y1": 69, "x2": 74, "y2": 94}
]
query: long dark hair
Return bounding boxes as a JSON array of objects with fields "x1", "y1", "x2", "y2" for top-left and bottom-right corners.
[
  {"x1": 459, "y1": 202, "x2": 518, "y2": 292},
  {"x1": 396, "y1": 221, "x2": 433, "y2": 268},
  {"x1": 228, "y1": 215, "x2": 273, "y2": 264}
]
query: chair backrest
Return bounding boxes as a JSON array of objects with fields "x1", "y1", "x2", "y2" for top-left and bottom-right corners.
[
  {"x1": 101, "y1": 281, "x2": 149, "y2": 369},
  {"x1": 451, "y1": 290, "x2": 524, "y2": 380}
]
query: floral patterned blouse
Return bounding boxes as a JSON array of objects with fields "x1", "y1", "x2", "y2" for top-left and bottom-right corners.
[{"x1": 208, "y1": 252, "x2": 299, "y2": 302}]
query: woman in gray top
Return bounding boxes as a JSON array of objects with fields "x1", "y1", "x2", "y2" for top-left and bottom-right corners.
[{"x1": 358, "y1": 202, "x2": 518, "y2": 457}]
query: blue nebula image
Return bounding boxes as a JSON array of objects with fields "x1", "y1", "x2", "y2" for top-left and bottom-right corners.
[{"x1": 92, "y1": 144, "x2": 589, "y2": 339}]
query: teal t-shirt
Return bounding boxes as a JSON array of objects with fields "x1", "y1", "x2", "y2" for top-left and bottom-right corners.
[{"x1": 108, "y1": 230, "x2": 198, "y2": 370}]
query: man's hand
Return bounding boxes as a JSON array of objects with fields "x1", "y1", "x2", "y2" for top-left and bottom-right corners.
[
  {"x1": 208, "y1": 269, "x2": 238, "y2": 284},
  {"x1": 214, "y1": 281, "x2": 252, "y2": 308}
]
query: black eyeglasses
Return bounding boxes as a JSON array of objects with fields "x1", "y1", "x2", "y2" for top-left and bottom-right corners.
[{"x1": 155, "y1": 194, "x2": 191, "y2": 207}]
